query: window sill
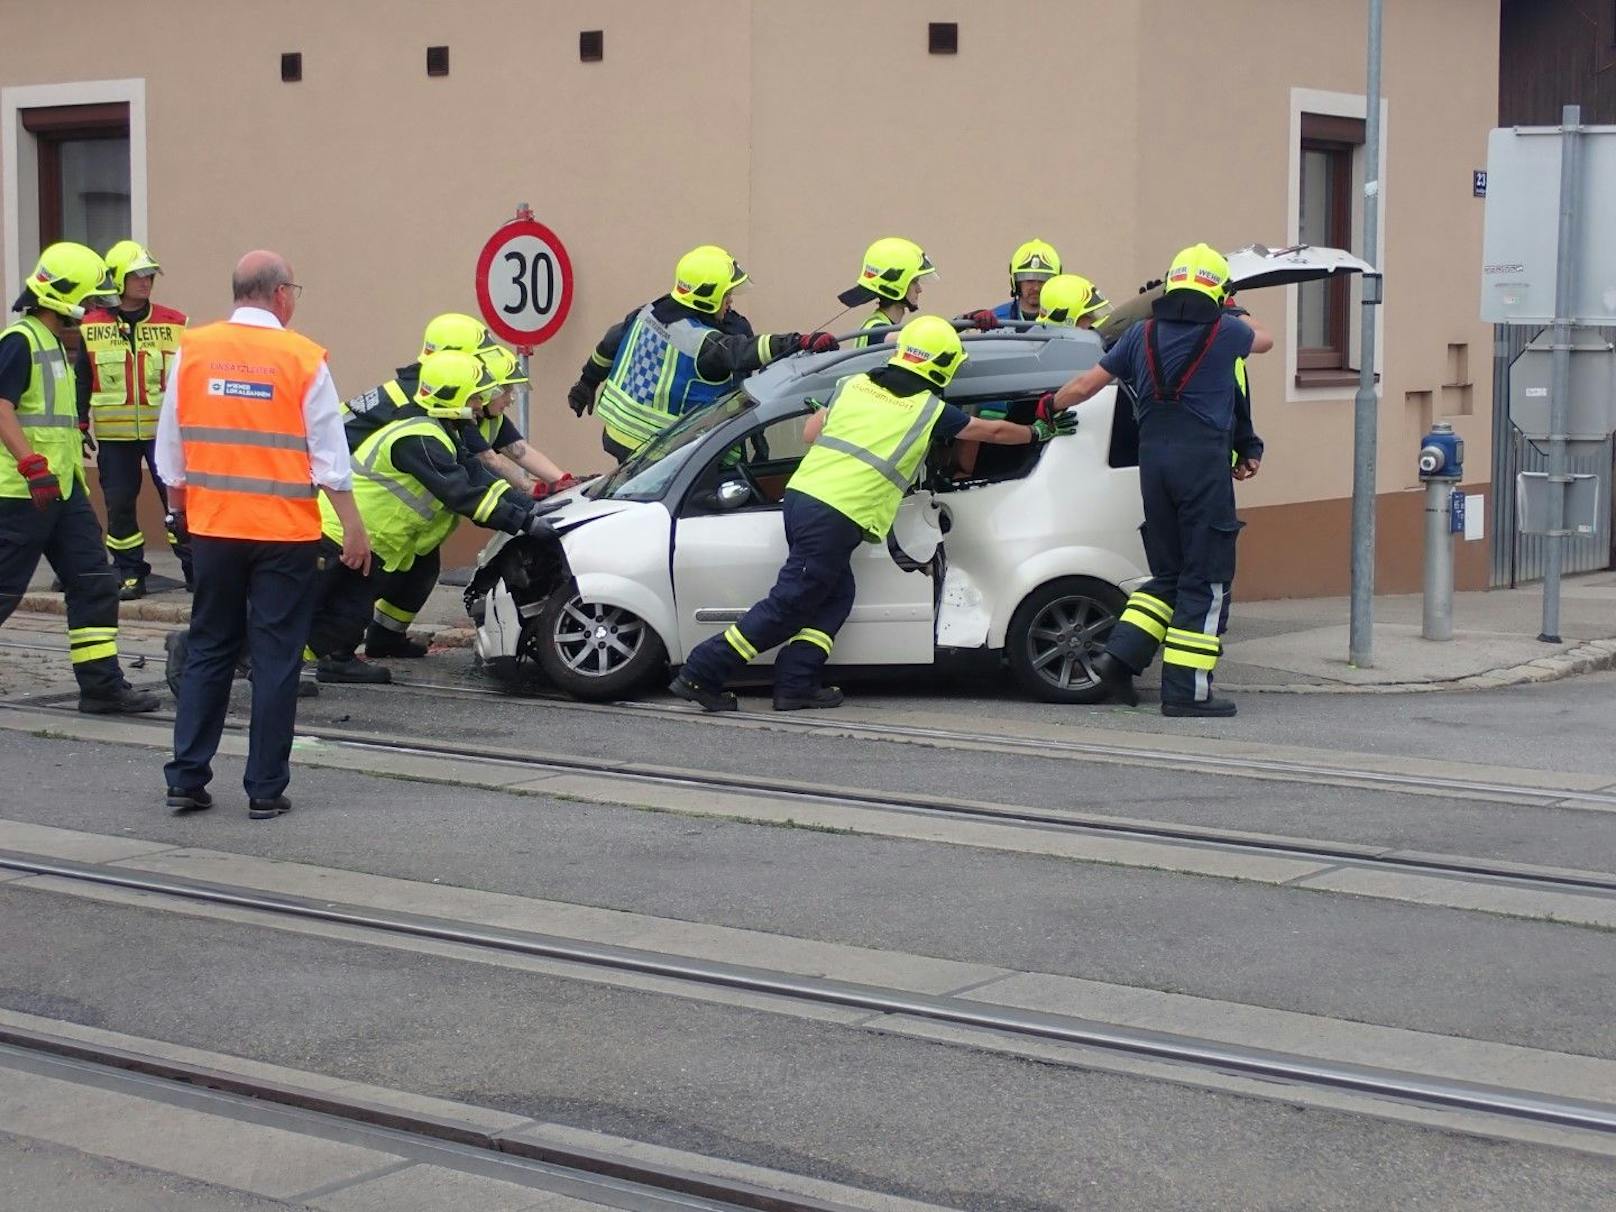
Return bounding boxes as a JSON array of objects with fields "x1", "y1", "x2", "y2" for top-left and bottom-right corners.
[{"x1": 1295, "y1": 369, "x2": 1379, "y2": 389}]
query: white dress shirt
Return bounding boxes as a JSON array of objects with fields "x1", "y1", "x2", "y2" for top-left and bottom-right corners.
[{"x1": 155, "y1": 306, "x2": 352, "y2": 492}]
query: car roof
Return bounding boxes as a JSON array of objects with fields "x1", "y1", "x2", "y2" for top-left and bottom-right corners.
[{"x1": 743, "y1": 328, "x2": 1104, "y2": 418}]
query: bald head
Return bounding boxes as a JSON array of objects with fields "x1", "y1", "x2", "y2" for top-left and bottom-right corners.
[{"x1": 232, "y1": 250, "x2": 292, "y2": 306}]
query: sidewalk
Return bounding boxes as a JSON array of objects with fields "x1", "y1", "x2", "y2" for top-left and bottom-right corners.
[{"x1": 21, "y1": 550, "x2": 1616, "y2": 694}]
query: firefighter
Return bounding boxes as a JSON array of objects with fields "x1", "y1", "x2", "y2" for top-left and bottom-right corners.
[
  {"x1": 76, "y1": 241, "x2": 190, "y2": 598},
  {"x1": 838, "y1": 238, "x2": 934, "y2": 348},
  {"x1": 994, "y1": 239, "x2": 1062, "y2": 323},
  {"x1": 566, "y1": 245, "x2": 837, "y2": 462},
  {"x1": 1037, "y1": 274, "x2": 1110, "y2": 330},
  {"x1": 308, "y1": 350, "x2": 553, "y2": 683},
  {"x1": 670, "y1": 315, "x2": 1076, "y2": 713},
  {"x1": 0, "y1": 243, "x2": 158, "y2": 713},
  {"x1": 1049, "y1": 243, "x2": 1273, "y2": 717}
]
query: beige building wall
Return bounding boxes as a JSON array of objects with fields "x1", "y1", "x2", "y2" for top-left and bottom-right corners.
[{"x1": 1, "y1": 0, "x2": 1500, "y2": 596}]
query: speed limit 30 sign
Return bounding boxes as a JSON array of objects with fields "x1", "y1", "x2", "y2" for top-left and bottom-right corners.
[{"x1": 475, "y1": 211, "x2": 574, "y2": 347}]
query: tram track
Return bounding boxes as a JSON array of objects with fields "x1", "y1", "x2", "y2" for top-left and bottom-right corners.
[{"x1": 3, "y1": 847, "x2": 1615, "y2": 1143}]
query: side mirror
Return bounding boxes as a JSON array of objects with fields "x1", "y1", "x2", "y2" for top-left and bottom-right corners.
[{"x1": 715, "y1": 480, "x2": 753, "y2": 510}]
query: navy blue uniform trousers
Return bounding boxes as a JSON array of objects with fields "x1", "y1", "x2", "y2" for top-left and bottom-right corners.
[
  {"x1": 97, "y1": 437, "x2": 191, "y2": 581},
  {"x1": 166, "y1": 536, "x2": 317, "y2": 799},
  {"x1": 1105, "y1": 411, "x2": 1242, "y2": 705},
  {"x1": 681, "y1": 490, "x2": 863, "y2": 696}
]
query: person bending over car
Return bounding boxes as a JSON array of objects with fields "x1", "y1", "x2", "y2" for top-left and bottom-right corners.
[
  {"x1": 669, "y1": 315, "x2": 1077, "y2": 713},
  {"x1": 567, "y1": 245, "x2": 837, "y2": 463}
]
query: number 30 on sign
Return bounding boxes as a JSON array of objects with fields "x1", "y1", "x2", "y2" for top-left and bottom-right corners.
[{"x1": 475, "y1": 217, "x2": 574, "y2": 347}]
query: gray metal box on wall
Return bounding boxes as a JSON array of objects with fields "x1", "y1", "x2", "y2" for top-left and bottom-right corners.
[
  {"x1": 1517, "y1": 471, "x2": 1602, "y2": 535},
  {"x1": 1482, "y1": 124, "x2": 1616, "y2": 324},
  {"x1": 1508, "y1": 328, "x2": 1616, "y2": 437}
]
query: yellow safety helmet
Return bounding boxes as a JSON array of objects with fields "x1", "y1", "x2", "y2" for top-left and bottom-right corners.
[
  {"x1": 1037, "y1": 274, "x2": 1109, "y2": 327},
  {"x1": 888, "y1": 314, "x2": 968, "y2": 389},
  {"x1": 477, "y1": 344, "x2": 528, "y2": 391},
  {"x1": 1009, "y1": 239, "x2": 1061, "y2": 292},
  {"x1": 104, "y1": 240, "x2": 161, "y2": 293},
  {"x1": 419, "y1": 312, "x2": 495, "y2": 361},
  {"x1": 15, "y1": 242, "x2": 115, "y2": 320},
  {"x1": 850, "y1": 237, "x2": 937, "y2": 303},
  {"x1": 671, "y1": 245, "x2": 748, "y2": 314},
  {"x1": 414, "y1": 349, "x2": 494, "y2": 419},
  {"x1": 1163, "y1": 243, "x2": 1231, "y2": 303}
]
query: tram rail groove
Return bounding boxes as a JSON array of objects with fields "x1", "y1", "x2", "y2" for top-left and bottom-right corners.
[
  {"x1": 6, "y1": 698, "x2": 1616, "y2": 899},
  {"x1": 5, "y1": 848, "x2": 1616, "y2": 1140},
  {"x1": 0, "y1": 1028, "x2": 863, "y2": 1212}
]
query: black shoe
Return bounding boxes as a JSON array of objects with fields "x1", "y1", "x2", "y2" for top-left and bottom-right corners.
[
  {"x1": 163, "y1": 631, "x2": 188, "y2": 699},
  {"x1": 773, "y1": 686, "x2": 844, "y2": 711},
  {"x1": 668, "y1": 674, "x2": 738, "y2": 713},
  {"x1": 166, "y1": 786, "x2": 213, "y2": 812},
  {"x1": 1090, "y1": 652, "x2": 1140, "y2": 706},
  {"x1": 48, "y1": 577, "x2": 64, "y2": 593},
  {"x1": 298, "y1": 679, "x2": 319, "y2": 699},
  {"x1": 248, "y1": 795, "x2": 292, "y2": 820},
  {"x1": 1161, "y1": 696, "x2": 1238, "y2": 718},
  {"x1": 365, "y1": 627, "x2": 429, "y2": 659},
  {"x1": 117, "y1": 577, "x2": 147, "y2": 602},
  {"x1": 78, "y1": 686, "x2": 161, "y2": 715},
  {"x1": 315, "y1": 656, "x2": 392, "y2": 684}
]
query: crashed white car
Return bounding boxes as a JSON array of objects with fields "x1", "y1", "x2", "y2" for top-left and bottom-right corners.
[{"x1": 467, "y1": 245, "x2": 1371, "y2": 703}]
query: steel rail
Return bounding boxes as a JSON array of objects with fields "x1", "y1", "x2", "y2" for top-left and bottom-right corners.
[{"x1": 4, "y1": 849, "x2": 1615, "y2": 1138}]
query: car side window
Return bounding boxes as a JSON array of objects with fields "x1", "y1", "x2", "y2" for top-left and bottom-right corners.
[{"x1": 683, "y1": 408, "x2": 814, "y2": 514}]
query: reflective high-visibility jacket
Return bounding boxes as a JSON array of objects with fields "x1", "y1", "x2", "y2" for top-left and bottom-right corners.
[
  {"x1": 0, "y1": 315, "x2": 84, "y2": 500},
  {"x1": 595, "y1": 304, "x2": 741, "y2": 452},
  {"x1": 789, "y1": 372, "x2": 946, "y2": 541},
  {"x1": 849, "y1": 309, "x2": 892, "y2": 350},
  {"x1": 174, "y1": 322, "x2": 325, "y2": 540},
  {"x1": 81, "y1": 302, "x2": 186, "y2": 441}
]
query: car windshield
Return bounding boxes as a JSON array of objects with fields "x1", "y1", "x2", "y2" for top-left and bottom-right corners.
[{"x1": 590, "y1": 394, "x2": 758, "y2": 502}]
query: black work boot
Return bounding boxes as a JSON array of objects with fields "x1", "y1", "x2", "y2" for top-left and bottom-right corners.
[
  {"x1": 248, "y1": 795, "x2": 292, "y2": 820},
  {"x1": 316, "y1": 655, "x2": 392, "y2": 684},
  {"x1": 365, "y1": 625, "x2": 429, "y2": 659},
  {"x1": 118, "y1": 577, "x2": 146, "y2": 602},
  {"x1": 79, "y1": 685, "x2": 161, "y2": 715},
  {"x1": 297, "y1": 679, "x2": 320, "y2": 699},
  {"x1": 166, "y1": 786, "x2": 213, "y2": 812},
  {"x1": 669, "y1": 674, "x2": 738, "y2": 713},
  {"x1": 1089, "y1": 651, "x2": 1140, "y2": 706},
  {"x1": 1161, "y1": 696, "x2": 1238, "y2": 718},
  {"x1": 773, "y1": 685, "x2": 844, "y2": 712}
]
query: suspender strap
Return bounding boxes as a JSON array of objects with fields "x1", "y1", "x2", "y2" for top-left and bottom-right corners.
[{"x1": 1144, "y1": 318, "x2": 1222, "y2": 404}]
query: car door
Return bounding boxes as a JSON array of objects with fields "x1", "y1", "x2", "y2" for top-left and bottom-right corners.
[{"x1": 670, "y1": 407, "x2": 938, "y2": 666}]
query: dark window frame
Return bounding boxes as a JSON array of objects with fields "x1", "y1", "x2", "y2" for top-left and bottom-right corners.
[
  {"x1": 21, "y1": 103, "x2": 130, "y2": 248},
  {"x1": 1298, "y1": 113, "x2": 1365, "y2": 385}
]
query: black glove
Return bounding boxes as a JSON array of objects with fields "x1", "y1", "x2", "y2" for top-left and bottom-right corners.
[
  {"x1": 963, "y1": 310, "x2": 999, "y2": 332},
  {"x1": 523, "y1": 511, "x2": 557, "y2": 539},
  {"x1": 567, "y1": 381, "x2": 595, "y2": 417},
  {"x1": 796, "y1": 331, "x2": 839, "y2": 354},
  {"x1": 1137, "y1": 278, "x2": 1163, "y2": 295},
  {"x1": 79, "y1": 421, "x2": 97, "y2": 456},
  {"x1": 164, "y1": 510, "x2": 190, "y2": 544}
]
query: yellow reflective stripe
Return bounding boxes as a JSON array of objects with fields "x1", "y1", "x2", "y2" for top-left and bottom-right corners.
[
  {"x1": 1162, "y1": 645, "x2": 1218, "y2": 671},
  {"x1": 382, "y1": 380, "x2": 410, "y2": 408},
  {"x1": 303, "y1": 645, "x2": 317, "y2": 661},
  {"x1": 756, "y1": 335, "x2": 771, "y2": 364},
  {"x1": 1126, "y1": 592, "x2": 1173, "y2": 625},
  {"x1": 472, "y1": 480, "x2": 507, "y2": 524},
  {"x1": 70, "y1": 642, "x2": 118, "y2": 664},
  {"x1": 1117, "y1": 607, "x2": 1167, "y2": 643},
  {"x1": 589, "y1": 351, "x2": 613, "y2": 369},
  {"x1": 790, "y1": 628, "x2": 834, "y2": 655},
  {"x1": 373, "y1": 598, "x2": 415, "y2": 625},
  {"x1": 104, "y1": 531, "x2": 144, "y2": 550},
  {"x1": 1165, "y1": 627, "x2": 1221, "y2": 655},
  {"x1": 724, "y1": 625, "x2": 757, "y2": 660},
  {"x1": 69, "y1": 627, "x2": 118, "y2": 642}
]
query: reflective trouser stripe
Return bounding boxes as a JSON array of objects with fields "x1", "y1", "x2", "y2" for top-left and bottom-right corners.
[
  {"x1": 372, "y1": 598, "x2": 416, "y2": 630},
  {"x1": 724, "y1": 624, "x2": 757, "y2": 661},
  {"x1": 105, "y1": 531, "x2": 144, "y2": 551},
  {"x1": 68, "y1": 626, "x2": 119, "y2": 665},
  {"x1": 304, "y1": 645, "x2": 317, "y2": 661},
  {"x1": 789, "y1": 627, "x2": 834, "y2": 655},
  {"x1": 1118, "y1": 591, "x2": 1172, "y2": 643},
  {"x1": 1163, "y1": 626, "x2": 1221, "y2": 671}
]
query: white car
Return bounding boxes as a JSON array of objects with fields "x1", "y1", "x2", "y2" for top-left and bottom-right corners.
[{"x1": 467, "y1": 245, "x2": 1371, "y2": 703}]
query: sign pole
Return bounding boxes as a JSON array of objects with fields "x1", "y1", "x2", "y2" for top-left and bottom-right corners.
[
  {"x1": 1541, "y1": 104, "x2": 1584, "y2": 643},
  {"x1": 1347, "y1": 0, "x2": 1383, "y2": 668},
  {"x1": 511, "y1": 202, "x2": 536, "y2": 448}
]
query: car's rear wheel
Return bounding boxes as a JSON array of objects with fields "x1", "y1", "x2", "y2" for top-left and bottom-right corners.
[
  {"x1": 532, "y1": 587, "x2": 666, "y2": 701},
  {"x1": 1006, "y1": 577, "x2": 1127, "y2": 703}
]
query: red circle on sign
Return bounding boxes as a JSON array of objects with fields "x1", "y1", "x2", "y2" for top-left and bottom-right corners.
[{"x1": 474, "y1": 218, "x2": 574, "y2": 347}]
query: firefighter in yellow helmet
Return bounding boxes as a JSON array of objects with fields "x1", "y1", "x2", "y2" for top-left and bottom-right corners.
[
  {"x1": 670, "y1": 315, "x2": 1076, "y2": 713},
  {"x1": 838, "y1": 238, "x2": 936, "y2": 348},
  {"x1": 0, "y1": 243, "x2": 158, "y2": 713},
  {"x1": 1037, "y1": 274, "x2": 1110, "y2": 329},
  {"x1": 566, "y1": 245, "x2": 838, "y2": 462},
  {"x1": 1049, "y1": 243, "x2": 1273, "y2": 717},
  {"x1": 996, "y1": 239, "x2": 1062, "y2": 323}
]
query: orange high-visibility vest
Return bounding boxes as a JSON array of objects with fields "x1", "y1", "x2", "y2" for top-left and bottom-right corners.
[{"x1": 175, "y1": 322, "x2": 326, "y2": 541}]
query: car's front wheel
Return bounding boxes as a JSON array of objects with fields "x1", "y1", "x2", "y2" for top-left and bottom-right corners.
[
  {"x1": 1006, "y1": 577, "x2": 1126, "y2": 703},
  {"x1": 531, "y1": 587, "x2": 667, "y2": 701}
]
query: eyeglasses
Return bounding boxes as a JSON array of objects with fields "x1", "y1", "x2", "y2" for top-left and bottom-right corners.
[{"x1": 278, "y1": 282, "x2": 303, "y2": 299}]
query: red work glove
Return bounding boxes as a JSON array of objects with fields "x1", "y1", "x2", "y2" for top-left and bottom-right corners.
[
  {"x1": 551, "y1": 472, "x2": 580, "y2": 491},
  {"x1": 1034, "y1": 392, "x2": 1060, "y2": 424},
  {"x1": 964, "y1": 310, "x2": 999, "y2": 332},
  {"x1": 531, "y1": 480, "x2": 552, "y2": 500},
  {"x1": 17, "y1": 454, "x2": 61, "y2": 510},
  {"x1": 796, "y1": 332, "x2": 839, "y2": 354}
]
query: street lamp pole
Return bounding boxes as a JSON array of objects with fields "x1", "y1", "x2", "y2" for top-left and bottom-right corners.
[{"x1": 1348, "y1": 0, "x2": 1384, "y2": 667}]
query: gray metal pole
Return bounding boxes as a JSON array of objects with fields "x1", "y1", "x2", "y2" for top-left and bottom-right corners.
[
  {"x1": 1540, "y1": 104, "x2": 1583, "y2": 643},
  {"x1": 1347, "y1": 0, "x2": 1384, "y2": 667},
  {"x1": 517, "y1": 350, "x2": 533, "y2": 445},
  {"x1": 1422, "y1": 479, "x2": 1454, "y2": 641}
]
